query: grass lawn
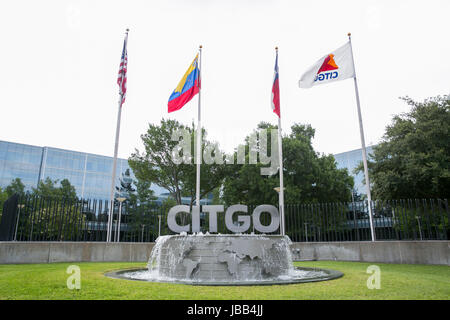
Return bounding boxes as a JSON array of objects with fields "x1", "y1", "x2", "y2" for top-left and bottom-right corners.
[{"x1": 0, "y1": 261, "x2": 448, "y2": 300}]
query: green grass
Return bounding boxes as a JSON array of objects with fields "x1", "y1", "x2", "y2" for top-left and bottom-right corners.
[{"x1": 0, "y1": 261, "x2": 448, "y2": 300}]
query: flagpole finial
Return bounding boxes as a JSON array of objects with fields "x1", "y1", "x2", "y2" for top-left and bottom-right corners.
[
  {"x1": 199, "y1": 45, "x2": 202, "y2": 49},
  {"x1": 348, "y1": 32, "x2": 351, "y2": 37},
  {"x1": 126, "y1": 28, "x2": 130, "y2": 33},
  {"x1": 275, "y1": 46, "x2": 278, "y2": 50}
]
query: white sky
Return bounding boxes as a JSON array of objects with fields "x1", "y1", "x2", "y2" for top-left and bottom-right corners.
[{"x1": 0, "y1": 0, "x2": 449, "y2": 159}]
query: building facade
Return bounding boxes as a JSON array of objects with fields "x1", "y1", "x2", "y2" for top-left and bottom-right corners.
[
  {"x1": 333, "y1": 145, "x2": 375, "y2": 196},
  {"x1": 0, "y1": 140, "x2": 165, "y2": 201},
  {"x1": 1, "y1": 139, "x2": 375, "y2": 202}
]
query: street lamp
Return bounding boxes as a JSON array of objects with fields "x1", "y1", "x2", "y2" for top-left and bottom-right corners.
[
  {"x1": 415, "y1": 215, "x2": 423, "y2": 241},
  {"x1": 116, "y1": 197, "x2": 126, "y2": 242},
  {"x1": 273, "y1": 187, "x2": 285, "y2": 193},
  {"x1": 14, "y1": 204, "x2": 25, "y2": 241}
]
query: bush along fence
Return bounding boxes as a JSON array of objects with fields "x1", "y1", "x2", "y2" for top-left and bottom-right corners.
[{"x1": 0, "y1": 194, "x2": 448, "y2": 242}]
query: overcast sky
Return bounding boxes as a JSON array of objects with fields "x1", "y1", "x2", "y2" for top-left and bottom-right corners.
[{"x1": 0, "y1": 0, "x2": 448, "y2": 160}]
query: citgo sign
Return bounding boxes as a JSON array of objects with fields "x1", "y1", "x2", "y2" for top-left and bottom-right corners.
[{"x1": 167, "y1": 205, "x2": 280, "y2": 234}]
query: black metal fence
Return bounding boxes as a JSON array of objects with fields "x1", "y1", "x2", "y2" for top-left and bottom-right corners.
[
  {"x1": 284, "y1": 199, "x2": 449, "y2": 242},
  {"x1": 0, "y1": 194, "x2": 448, "y2": 242}
]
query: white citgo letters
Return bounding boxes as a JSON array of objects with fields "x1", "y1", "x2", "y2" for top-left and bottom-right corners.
[{"x1": 167, "y1": 204, "x2": 280, "y2": 234}]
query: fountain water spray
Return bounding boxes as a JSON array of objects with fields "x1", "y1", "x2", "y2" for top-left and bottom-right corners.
[{"x1": 109, "y1": 233, "x2": 342, "y2": 285}]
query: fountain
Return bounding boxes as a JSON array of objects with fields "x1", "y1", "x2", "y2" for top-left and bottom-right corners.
[
  {"x1": 105, "y1": 205, "x2": 343, "y2": 285},
  {"x1": 106, "y1": 234, "x2": 343, "y2": 285}
]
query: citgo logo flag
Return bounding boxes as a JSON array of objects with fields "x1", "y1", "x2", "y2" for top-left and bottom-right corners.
[
  {"x1": 317, "y1": 54, "x2": 338, "y2": 74},
  {"x1": 299, "y1": 41, "x2": 355, "y2": 89}
]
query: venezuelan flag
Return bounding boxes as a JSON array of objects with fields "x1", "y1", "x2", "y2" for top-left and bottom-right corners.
[{"x1": 168, "y1": 54, "x2": 200, "y2": 113}]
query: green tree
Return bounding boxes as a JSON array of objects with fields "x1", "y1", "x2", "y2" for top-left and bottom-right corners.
[
  {"x1": 0, "y1": 187, "x2": 7, "y2": 203},
  {"x1": 161, "y1": 197, "x2": 177, "y2": 212},
  {"x1": 129, "y1": 119, "x2": 187, "y2": 205},
  {"x1": 222, "y1": 122, "x2": 354, "y2": 205},
  {"x1": 0, "y1": 187, "x2": 8, "y2": 221},
  {"x1": 59, "y1": 179, "x2": 78, "y2": 201},
  {"x1": 5, "y1": 178, "x2": 25, "y2": 197},
  {"x1": 356, "y1": 95, "x2": 450, "y2": 199},
  {"x1": 115, "y1": 168, "x2": 135, "y2": 200},
  {"x1": 1, "y1": 178, "x2": 25, "y2": 223},
  {"x1": 128, "y1": 179, "x2": 157, "y2": 205},
  {"x1": 32, "y1": 177, "x2": 59, "y2": 198},
  {"x1": 179, "y1": 123, "x2": 234, "y2": 207},
  {"x1": 1, "y1": 178, "x2": 25, "y2": 221},
  {"x1": 129, "y1": 118, "x2": 230, "y2": 207},
  {"x1": 12, "y1": 179, "x2": 82, "y2": 240},
  {"x1": 22, "y1": 200, "x2": 86, "y2": 241},
  {"x1": 32, "y1": 177, "x2": 78, "y2": 201}
]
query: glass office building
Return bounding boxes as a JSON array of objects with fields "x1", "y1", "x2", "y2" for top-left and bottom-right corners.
[
  {"x1": 333, "y1": 145, "x2": 375, "y2": 196},
  {"x1": 0, "y1": 141, "x2": 42, "y2": 193},
  {"x1": 0, "y1": 140, "x2": 166, "y2": 200},
  {"x1": 1, "y1": 138, "x2": 375, "y2": 201}
]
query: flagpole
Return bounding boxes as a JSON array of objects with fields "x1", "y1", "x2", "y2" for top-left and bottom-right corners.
[
  {"x1": 196, "y1": 45, "x2": 202, "y2": 207},
  {"x1": 107, "y1": 29, "x2": 129, "y2": 243},
  {"x1": 347, "y1": 32, "x2": 376, "y2": 242},
  {"x1": 275, "y1": 47, "x2": 286, "y2": 236},
  {"x1": 278, "y1": 117, "x2": 285, "y2": 236}
]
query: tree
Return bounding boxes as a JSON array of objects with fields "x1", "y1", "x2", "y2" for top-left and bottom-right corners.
[
  {"x1": 5, "y1": 178, "x2": 25, "y2": 198},
  {"x1": 356, "y1": 95, "x2": 450, "y2": 199},
  {"x1": 0, "y1": 178, "x2": 25, "y2": 220},
  {"x1": 0, "y1": 187, "x2": 8, "y2": 220},
  {"x1": 32, "y1": 177, "x2": 78, "y2": 201},
  {"x1": 129, "y1": 119, "x2": 187, "y2": 205},
  {"x1": 32, "y1": 177, "x2": 59, "y2": 198},
  {"x1": 179, "y1": 126, "x2": 234, "y2": 207},
  {"x1": 0, "y1": 188, "x2": 7, "y2": 203},
  {"x1": 115, "y1": 168, "x2": 136, "y2": 200},
  {"x1": 221, "y1": 122, "x2": 354, "y2": 205},
  {"x1": 128, "y1": 179, "x2": 157, "y2": 205},
  {"x1": 129, "y1": 118, "x2": 230, "y2": 207},
  {"x1": 59, "y1": 179, "x2": 78, "y2": 201}
]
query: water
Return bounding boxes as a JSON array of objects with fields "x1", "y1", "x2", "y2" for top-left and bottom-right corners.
[
  {"x1": 114, "y1": 234, "x2": 332, "y2": 285},
  {"x1": 121, "y1": 267, "x2": 328, "y2": 284}
]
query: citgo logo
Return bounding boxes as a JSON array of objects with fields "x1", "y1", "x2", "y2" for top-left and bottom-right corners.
[{"x1": 314, "y1": 54, "x2": 339, "y2": 82}]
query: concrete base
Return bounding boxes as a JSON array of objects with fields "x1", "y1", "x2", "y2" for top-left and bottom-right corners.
[
  {"x1": 148, "y1": 235, "x2": 293, "y2": 282},
  {"x1": 105, "y1": 266, "x2": 344, "y2": 286},
  {"x1": 290, "y1": 241, "x2": 450, "y2": 265},
  {"x1": 0, "y1": 240, "x2": 448, "y2": 265},
  {"x1": 0, "y1": 242, "x2": 154, "y2": 264}
]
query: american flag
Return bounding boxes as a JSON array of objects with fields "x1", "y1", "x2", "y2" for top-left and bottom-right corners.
[{"x1": 117, "y1": 35, "x2": 128, "y2": 106}]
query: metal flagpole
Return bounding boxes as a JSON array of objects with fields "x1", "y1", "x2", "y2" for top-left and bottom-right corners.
[
  {"x1": 275, "y1": 47, "x2": 285, "y2": 236},
  {"x1": 347, "y1": 32, "x2": 376, "y2": 242},
  {"x1": 107, "y1": 29, "x2": 129, "y2": 243},
  {"x1": 107, "y1": 100, "x2": 122, "y2": 242},
  {"x1": 278, "y1": 116, "x2": 285, "y2": 236},
  {"x1": 196, "y1": 45, "x2": 202, "y2": 207}
]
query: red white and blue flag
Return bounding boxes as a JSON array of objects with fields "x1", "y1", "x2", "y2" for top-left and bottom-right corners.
[
  {"x1": 117, "y1": 36, "x2": 128, "y2": 106},
  {"x1": 271, "y1": 50, "x2": 280, "y2": 118}
]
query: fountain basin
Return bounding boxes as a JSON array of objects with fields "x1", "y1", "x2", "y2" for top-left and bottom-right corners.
[
  {"x1": 105, "y1": 266, "x2": 343, "y2": 286},
  {"x1": 105, "y1": 234, "x2": 343, "y2": 285}
]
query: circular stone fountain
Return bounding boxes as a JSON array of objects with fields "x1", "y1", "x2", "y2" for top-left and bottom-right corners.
[{"x1": 105, "y1": 234, "x2": 343, "y2": 285}]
